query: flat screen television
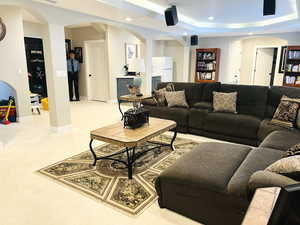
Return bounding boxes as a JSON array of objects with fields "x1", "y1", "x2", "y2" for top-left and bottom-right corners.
[{"x1": 267, "y1": 184, "x2": 300, "y2": 225}]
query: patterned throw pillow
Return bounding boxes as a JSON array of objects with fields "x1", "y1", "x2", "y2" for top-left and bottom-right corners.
[
  {"x1": 284, "y1": 143, "x2": 300, "y2": 158},
  {"x1": 266, "y1": 155, "x2": 300, "y2": 181},
  {"x1": 153, "y1": 83, "x2": 175, "y2": 106},
  {"x1": 270, "y1": 96, "x2": 300, "y2": 128},
  {"x1": 165, "y1": 91, "x2": 189, "y2": 108},
  {"x1": 213, "y1": 92, "x2": 237, "y2": 113}
]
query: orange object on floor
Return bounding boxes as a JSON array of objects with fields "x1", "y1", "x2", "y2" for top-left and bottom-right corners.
[{"x1": 41, "y1": 98, "x2": 49, "y2": 111}]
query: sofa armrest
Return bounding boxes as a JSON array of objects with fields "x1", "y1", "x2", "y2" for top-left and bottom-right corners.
[{"x1": 248, "y1": 170, "x2": 298, "y2": 196}]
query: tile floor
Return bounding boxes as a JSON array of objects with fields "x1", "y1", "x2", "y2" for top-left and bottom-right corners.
[{"x1": 0, "y1": 101, "x2": 220, "y2": 225}]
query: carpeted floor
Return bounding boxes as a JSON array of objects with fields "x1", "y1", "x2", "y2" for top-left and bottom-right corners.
[{"x1": 39, "y1": 135, "x2": 200, "y2": 216}]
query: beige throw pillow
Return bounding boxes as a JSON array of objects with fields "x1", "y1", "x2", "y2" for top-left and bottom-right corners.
[
  {"x1": 213, "y1": 92, "x2": 237, "y2": 113},
  {"x1": 266, "y1": 155, "x2": 300, "y2": 181},
  {"x1": 165, "y1": 91, "x2": 189, "y2": 108}
]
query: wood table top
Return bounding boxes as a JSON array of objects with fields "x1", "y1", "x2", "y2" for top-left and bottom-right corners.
[
  {"x1": 119, "y1": 94, "x2": 152, "y2": 102},
  {"x1": 90, "y1": 118, "x2": 176, "y2": 147}
]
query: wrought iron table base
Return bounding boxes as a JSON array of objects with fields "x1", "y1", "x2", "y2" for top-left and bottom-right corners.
[{"x1": 89, "y1": 130, "x2": 177, "y2": 179}]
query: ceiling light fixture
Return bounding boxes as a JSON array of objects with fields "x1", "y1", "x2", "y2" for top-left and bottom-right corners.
[
  {"x1": 248, "y1": 32, "x2": 253, "y2": 35},
  {"x1": 208, "y1": 16, "x2": 214, "y2": 21},
  {"x1": 125, "y1": 17, "x2": 132, "y2": 22},
  {"x1": 183, "y1": 32, "x2": 188, "y2": 36}
]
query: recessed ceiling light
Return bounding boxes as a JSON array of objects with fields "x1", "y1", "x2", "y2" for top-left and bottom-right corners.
[
  {"x1": 183, "y1": 32, "x2": 188, "y2": 36},
  {"x1": 125, "y1": 17, "x2": 132, "y2": 22},
  {"x1": 248, "y1": 32, "x2": 253, "y2": 35},
  {"x1": 208, "y1": 16, "x2": 214, "y2": 21}
]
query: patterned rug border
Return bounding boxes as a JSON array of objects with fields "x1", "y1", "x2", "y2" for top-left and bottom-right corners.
[{"x1": 37, "y1": 134, "x2": 200, "y2": 217}]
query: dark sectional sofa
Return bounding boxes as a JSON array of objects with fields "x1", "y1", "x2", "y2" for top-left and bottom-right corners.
[
  {"x1": 142, "y1": 82, "x2": 300, "y2": 225},
  {"x1": 144, "y1": 82, "x2": 300, "y2": 146}
]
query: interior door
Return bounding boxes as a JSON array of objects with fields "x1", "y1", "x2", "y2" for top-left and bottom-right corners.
[
  {"x1": 253, "y1": 48, "x2": 275, "y2": 86},
  {"x1": 86, "y1": 41, "x2": 109, "y2": 101}
]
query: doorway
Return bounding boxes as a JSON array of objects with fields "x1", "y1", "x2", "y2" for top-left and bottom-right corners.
[
  {"x1": 252, "y1": 47, "x2": 278, "y2": 86},
  {"x1": 84, "y1": 40, "x2": 109, "y2": 102}
]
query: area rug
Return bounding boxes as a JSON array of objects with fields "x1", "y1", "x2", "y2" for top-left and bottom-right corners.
[{"x1": 38, "y1": 135, "x2": 200, "y2": 216}]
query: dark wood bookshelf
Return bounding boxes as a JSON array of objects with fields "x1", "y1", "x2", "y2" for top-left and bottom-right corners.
[
  {"x1": 283, "y1": 46, "x2": 300, "y2": 87},
  {"x1": 195, "y1": 48, "x2": 220, "y2": 83}
]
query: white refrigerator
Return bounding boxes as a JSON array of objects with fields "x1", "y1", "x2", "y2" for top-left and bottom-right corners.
[{"x1": 152, "y1": 57, "x2": 173, "y2": 82}]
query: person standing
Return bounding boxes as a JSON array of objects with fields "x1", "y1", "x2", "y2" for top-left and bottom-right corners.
[{"x1": 67, "y1": 50, "x2": 80, "y2": 101}]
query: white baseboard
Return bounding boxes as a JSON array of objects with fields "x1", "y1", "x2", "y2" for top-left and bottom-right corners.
[{"x1": 51, "y1": 124, "x2": 72, "y2": 133}]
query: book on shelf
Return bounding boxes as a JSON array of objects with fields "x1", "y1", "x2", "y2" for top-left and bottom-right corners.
[
  {"x1": 197, "y1": 52, "x2": 216, "y2": 60},
  {"x1": 285, "y1": 64, "x2": 300, "y2": 72},
  {"x1": 196, "y1": 72, "x2": 215, "y2": 81},
  {"x1": 296, "y1": 77, "x2": 300, "y2": 85},
  {"x1": 285, "y1": 76, "x2": 296, "y2": 84},
  {"x1": 288, "y1": 50, "x2": 300, "y2": 60}
]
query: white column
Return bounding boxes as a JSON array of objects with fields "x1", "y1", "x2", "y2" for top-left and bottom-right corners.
[
  {"x1": 143, "y1": 39, "x2": 153, "y2": 95},
  {"x1": 43, "y1": 23, "x2": 71, "y2": 131},
  {"x1": 182, "y1": 46, "x2": 191, "y2": 82}
]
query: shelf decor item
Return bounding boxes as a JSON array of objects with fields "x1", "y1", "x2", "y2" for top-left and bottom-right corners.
[
  {"x1": 283, "y1": 46, "x2": 300, "y2": 88},
  {"x1": 128, "y1": 58, "x2": 145, "y2": 96},
  {"x1": 195, "y1": 48, "x2": 220, "y2": 83},
  {"x1": 0, "y1": 17, "x2": 6, "y2": 42}
]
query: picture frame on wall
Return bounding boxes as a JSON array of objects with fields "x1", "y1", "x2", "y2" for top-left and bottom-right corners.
[
  {"x1": 278, "y1": 46, "x2": 287, "y2": 73},
  {"x1": 74, "y1": 47, "x2": 83, "y2": 63},
  {"x1": 65, "y1": 39, "x2": 71, "y2": 59},
  {"x1": 125, "y1": 43, "x2": 138, "y2": 64}
]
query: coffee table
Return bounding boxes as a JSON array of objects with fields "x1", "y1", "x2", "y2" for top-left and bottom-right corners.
[
  {"x1": 118, "y1": 94, "x2": 152, "y2": 120},
  {"x1": 89, "y1": 118, "x2": 177, "y2": 179}
]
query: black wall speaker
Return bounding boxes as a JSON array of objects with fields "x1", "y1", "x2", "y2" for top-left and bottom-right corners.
[
  {"x1": 191, "y1": 35, "x2": 198, "y2": 46},
  {"x1": 263, "y1": 0, "x2": 276, "y2": 16},
  {"x1": 165, "y1": 5, "x2": 178, "y2": 26}
]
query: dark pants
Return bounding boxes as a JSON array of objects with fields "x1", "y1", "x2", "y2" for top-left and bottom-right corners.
[{"x1": 68, "y1": 72, "x2": 79, "y2": 100}]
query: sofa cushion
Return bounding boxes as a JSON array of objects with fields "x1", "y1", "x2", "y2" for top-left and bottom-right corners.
[
  {"x1": 257, "y1": 119, "x2": 289, "y2": 141},
  {"x1": 248, "y1": 170, "x2": 298, "y2": 195},
  {"x1": 191, "y1": 101, "x2": 213, "y2": 111},
  {"x1": 266, "y1": 86, "x2": 300, "y2": 119},
  {"x1": 203, "y1": 113, "x2": 261, "y2": 139},
  {"x1": 227, "y1": 148, "x2": 283, "y2": 198},
  {"x1": 157, "y1": 82, "x2": 205, "y2": 106},
  {"x1": 213, "y1": 91, "x2": 237, "y2": 113},
  {"x1": 270, "y1": 95, "x2": 300, "y2": 128},
  {"x1": 201, "y1": 82, "x2": 221, "y2": 102},
  {"x1": 220, "y1": 84, "x2": 268, "y2": 118},
  {"x1": 165, "y1": 90, "x2": 189, "y2": 108},
  {"x1": 144, "y1": 105, "x2": 189, "y2": 129},
  {"x1": 259, "y1": 130, "x2": 300, "y2": 151},
  {"x1": 157, "y1": 142, "x2": 252, "y2": 194},
  {"x1": 189, "y1": 108, "x2": 209, "y2": 130}
]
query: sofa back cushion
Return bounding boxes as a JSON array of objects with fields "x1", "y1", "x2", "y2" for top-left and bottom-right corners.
[
  {"x1": 266, "y1": 86, "x2": 300, "y2": 118},
  {"x1": 201, "y1": 82, "x2": 221, "y2": 102},
  {"x1": 220, "y1": 84, "x2": 268, "y2": 118},
  {"x1": 157, "y1": 82, "x2": 205, "y2": 106}
]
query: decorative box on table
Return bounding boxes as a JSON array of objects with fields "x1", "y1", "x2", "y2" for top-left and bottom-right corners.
[{"x1": 124, "y1": 107, "x2": 149, "y2": 129}]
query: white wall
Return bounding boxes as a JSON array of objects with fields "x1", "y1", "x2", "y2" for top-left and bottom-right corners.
[
  {"x1": 23, "y1": 21, "x2": 45, "y2": 38},
  {"x1": 0, "y1": 81, "x2": 16, "y2": 100},
  {"x1": 107, "y1": 25, "x2": 142, "y2": 100},
  {"x1": 164, "y1": 40, "x2": 184, "y2": 82},
  {"x1": 240, "y1": 37, "x2": 288, "y2": 85},
  {"x1": 0, "y1": 6, "x2": 31, "y2": 117},
  {"x1": 191, "y1": 32, "x2": 300, "y2": 85}
]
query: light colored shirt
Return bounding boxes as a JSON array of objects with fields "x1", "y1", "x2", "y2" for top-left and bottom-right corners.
[{"x1": 67, "y1": 59, "x2": 80, "y2": 73}]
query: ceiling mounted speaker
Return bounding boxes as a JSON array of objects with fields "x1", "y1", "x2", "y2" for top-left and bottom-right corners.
[
  {"x1": 263, "y1": 0, "x2": 276, "y2": 16},
  {"x1": 165, "y1": 5, "x2": 178, "y2": 26},
  {"x1": 191, "y1": 35, "x2": 198, "y2": 46}
]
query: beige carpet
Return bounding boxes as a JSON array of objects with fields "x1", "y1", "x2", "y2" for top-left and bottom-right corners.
[{"x1": 39, "y1": 135, "x2": 199, "y2": 216}]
